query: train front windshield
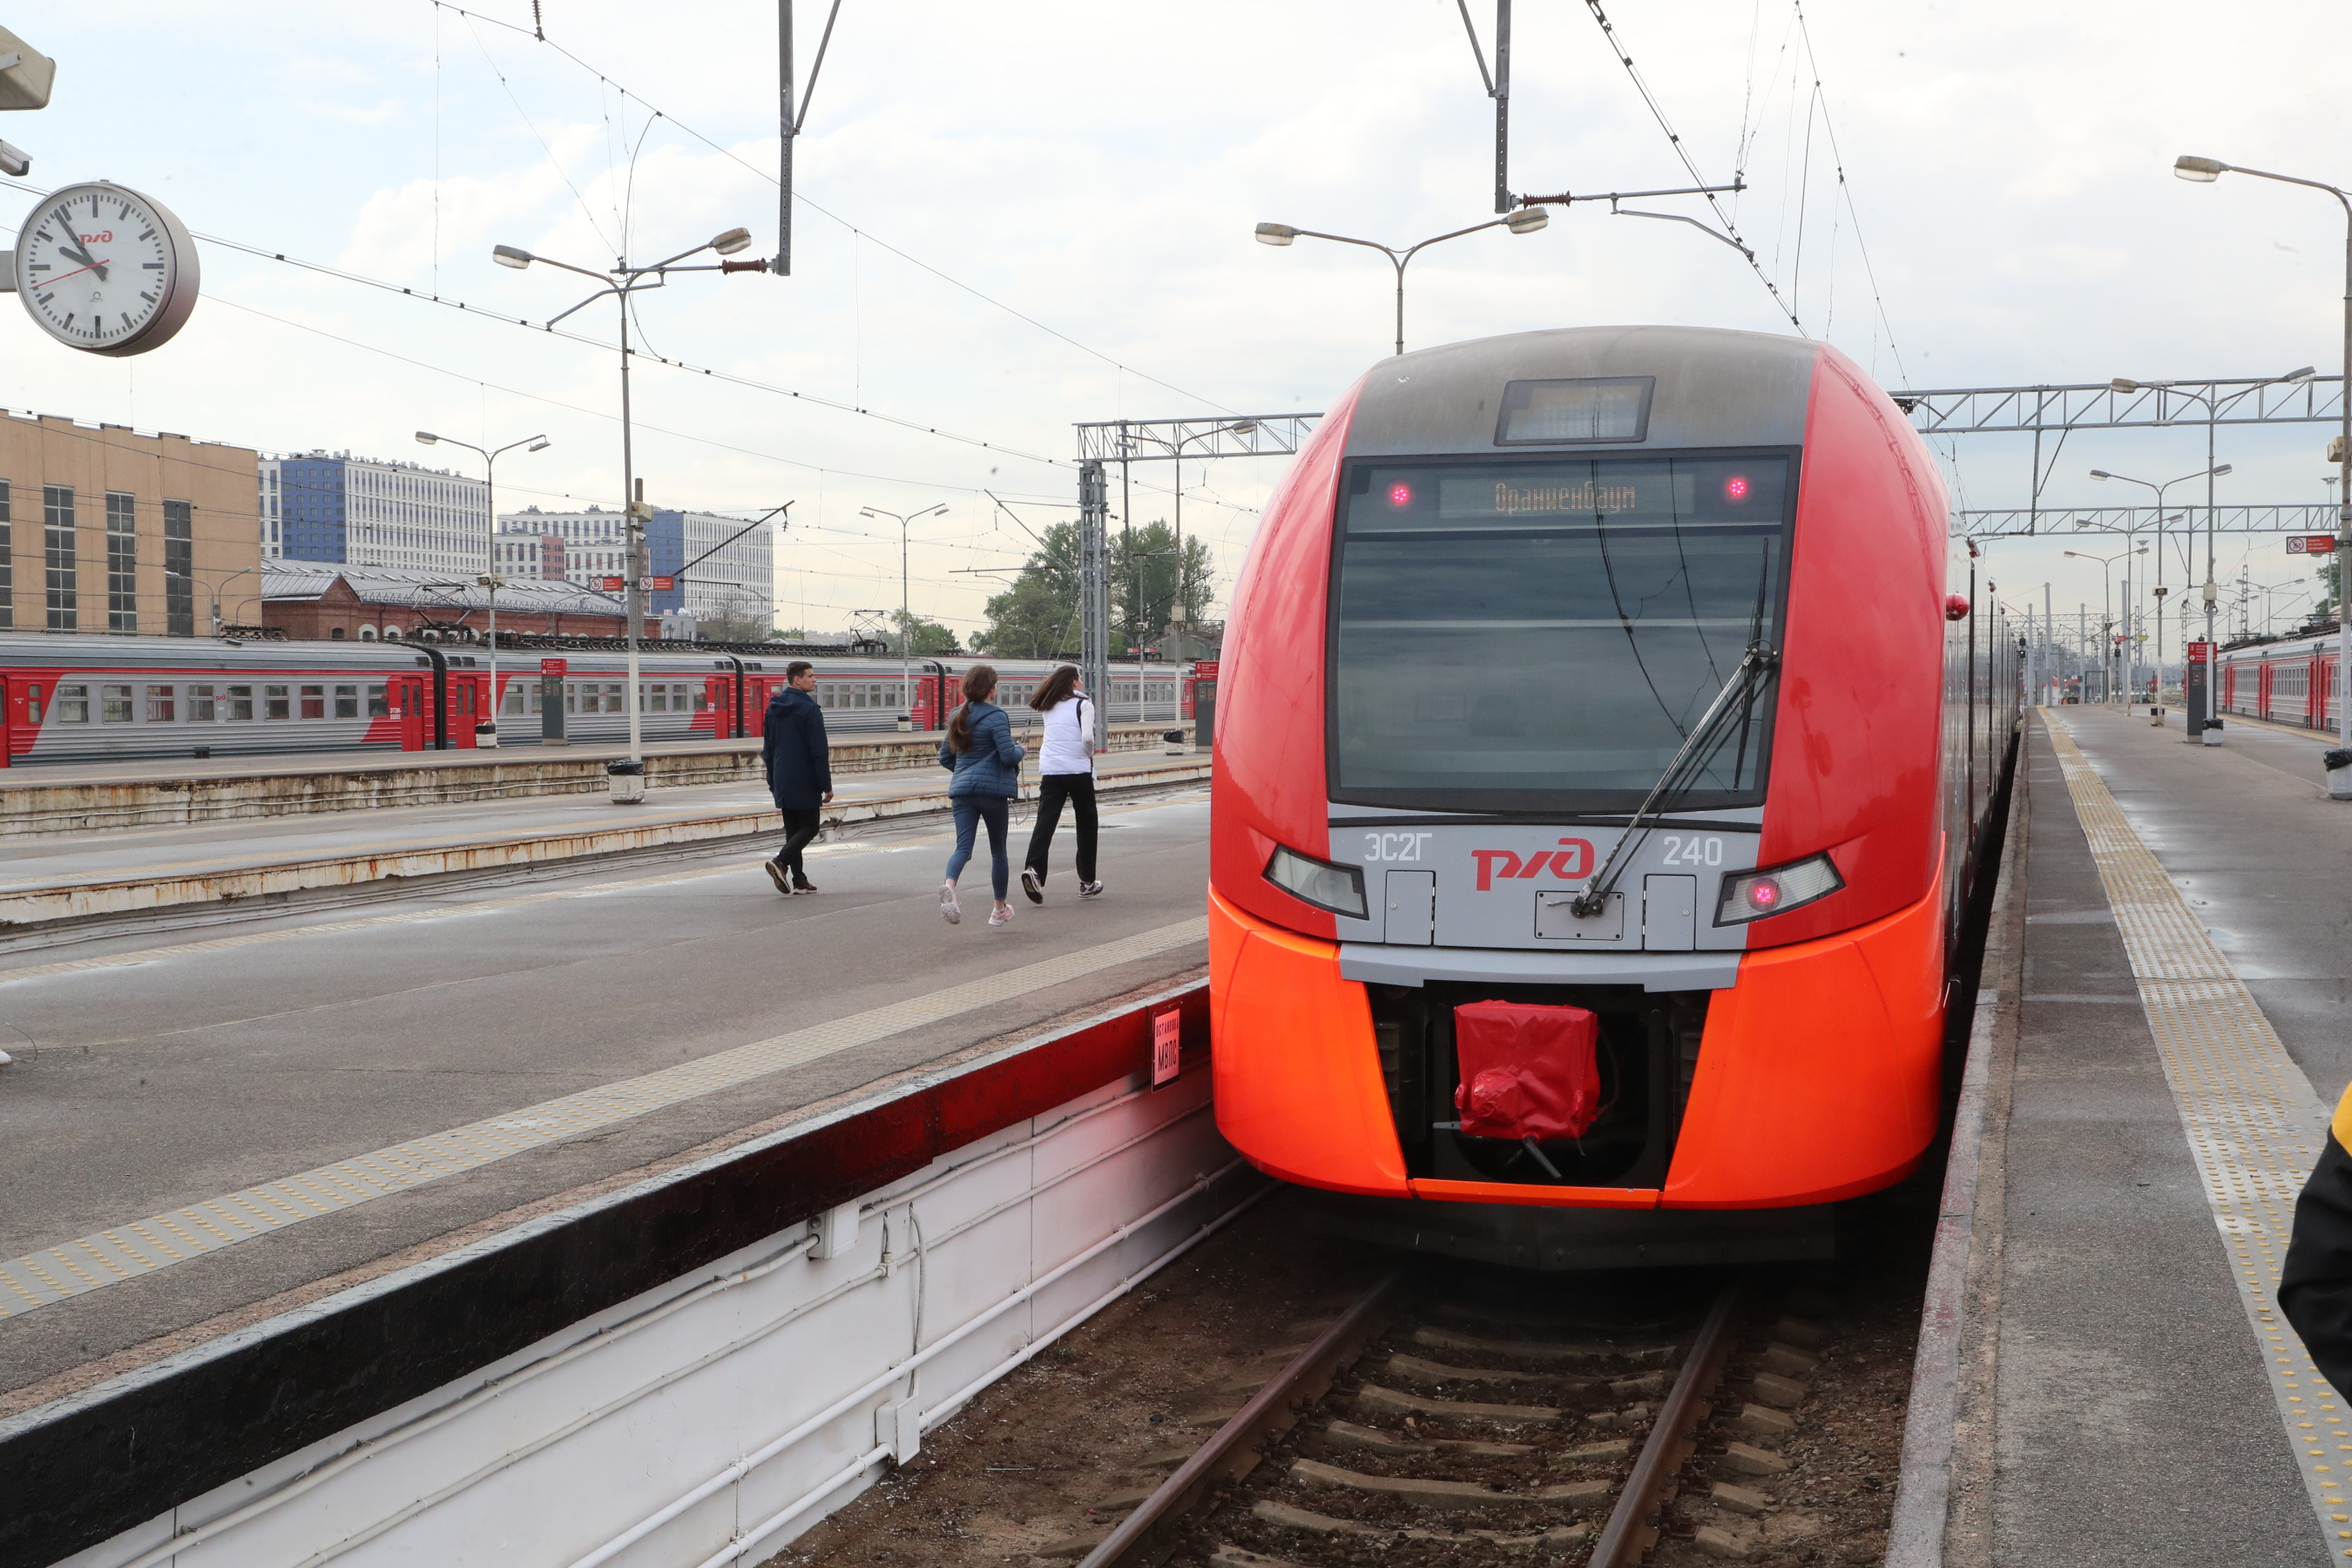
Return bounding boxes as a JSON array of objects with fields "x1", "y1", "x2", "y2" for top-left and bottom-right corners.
[{"x1": 1329, "y1": 453, "x2": 1792, "y2": 813}]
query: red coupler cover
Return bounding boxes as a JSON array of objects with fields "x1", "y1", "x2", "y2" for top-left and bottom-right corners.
[{"x1": 1453, "y1": 1000, "x2": 1602, "y2": 1141}]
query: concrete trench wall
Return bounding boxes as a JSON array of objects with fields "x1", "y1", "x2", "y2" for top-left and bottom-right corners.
[
  {"x1": 8, "y1": 985, "x2": 1242, "y2": 1568},
  {"x1": 0, "y1": 726, "x2": 1182, "y2": 838}
]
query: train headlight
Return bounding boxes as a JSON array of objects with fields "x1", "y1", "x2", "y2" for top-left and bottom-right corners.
[
  {"x1": 1264, "y1": 845, "x2": 1368, "y2": 920},
  {"x1": 1714, "y1": 853, "x2": 1844, "y2": 925}
]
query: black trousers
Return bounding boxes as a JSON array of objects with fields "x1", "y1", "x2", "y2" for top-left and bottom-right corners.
[
  {"x1": 1024, "y1": 774, "x2": 1098, "y2": 882},
  {"x1": 774, "y1": 807, "x2": 821, "y2": 880}
]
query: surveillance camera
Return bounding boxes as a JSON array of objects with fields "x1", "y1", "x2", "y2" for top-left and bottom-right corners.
[{"x1": 0, "y1": 139, "x2": 27, "y2": 179}]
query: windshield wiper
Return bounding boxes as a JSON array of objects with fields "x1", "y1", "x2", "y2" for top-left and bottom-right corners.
[{"x1": 1569, "y1": 640, "x2": 1779, "y2": 918}]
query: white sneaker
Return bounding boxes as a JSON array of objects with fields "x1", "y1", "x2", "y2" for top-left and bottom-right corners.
[
  {"x1": 1079, "y1": 880, "x2": 1105, "y2": 898},
  {"x1": 1021, "y1": 867, "x2": 1044, "y2": 904},
  {"x1": 941, "y1": 882, "x2": 961, "y2": 924},
  {"x1": 989, "y1": 902, "x2": 1015, "y2": 928}
]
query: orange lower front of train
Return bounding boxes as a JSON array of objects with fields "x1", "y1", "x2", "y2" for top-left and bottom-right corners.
[{"x1": 1206, "y1": 882, "x2": 1947, "y2": 1212}]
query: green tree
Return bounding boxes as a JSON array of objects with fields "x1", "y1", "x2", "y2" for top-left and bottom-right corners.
[
  {"x1": 889, "y1": 611, "x2": 963, "y2": 656},
  {"x1": 975, "y1": 522, "x2": 1084, "y2": 659},
  {"x1": 1115, "y1": 521, "x2": 1214, "y2": 653}
]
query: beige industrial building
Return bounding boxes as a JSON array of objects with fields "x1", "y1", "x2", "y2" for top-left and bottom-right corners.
[{"x1": 0, "y1": 412, "x2": 262, "y2": 636}]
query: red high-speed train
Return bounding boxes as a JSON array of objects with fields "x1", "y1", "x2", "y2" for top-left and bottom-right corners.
[{"x1": 1209, "y1": 325, "x2": 2018, "y2": 1267}]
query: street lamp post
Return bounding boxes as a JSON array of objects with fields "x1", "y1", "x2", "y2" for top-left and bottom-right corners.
[
  {"x1": 1119, "y1": 421, "x2": 1256, "y2": 663},
  {"x1": 192, "y1": 565, "x2": 259, "y2": 638},
  {"x1": 2088, "y1": 468, "x2": 2226, "y2": 706},
  {"x1": 491, "y1": 226, "x2": 763, "y2": 795},
  {"x1": 859, "y1": 504, "x2": 948, "y2": 729},
  {"x1": 2066, "y1": 546, "x2": 2146, "y2": 703},
  {"x1": 2105, "y1": 368, "x2": 2311, "y2": 722},
  {"x1": 2177, "y1": 154, "x2": 2352, "y2": 790},
  {"x1": 1254, "y1": 208, "x2": 1551, "y2": 356},
  {"x1": 415, "y1": 429, "x2": 549, "y2": 746}
]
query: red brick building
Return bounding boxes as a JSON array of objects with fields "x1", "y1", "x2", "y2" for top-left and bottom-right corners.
[{"x1": 260, "y1": 564, "x2": 649, "y2": 642}]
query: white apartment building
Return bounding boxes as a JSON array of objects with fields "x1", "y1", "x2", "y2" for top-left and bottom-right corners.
[
  {"x1": 261, "y1": 452, "x2": 491, "y2": 576},
  {"x1": 497, "y1": 505, "x2": 773, "y2": 628}
]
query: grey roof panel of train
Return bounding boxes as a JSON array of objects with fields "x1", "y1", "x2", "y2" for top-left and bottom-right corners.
[{"x1": 1340, "y1": 325, "x2": 1821, "y2": 459}]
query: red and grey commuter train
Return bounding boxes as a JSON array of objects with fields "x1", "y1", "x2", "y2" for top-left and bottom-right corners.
[
  {"x1": 0, "y1": 638, "x2": 1197, "y2": 766},
  {"x1": 1210, "y1": 325, "x2": 2019, "y2": 1267},
  {"x1": 2217, "y1": 630, "x2": 2343, "y2": 730}
]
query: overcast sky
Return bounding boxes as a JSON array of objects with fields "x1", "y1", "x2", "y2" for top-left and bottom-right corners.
[{"x1": 6, "y1": 1, "x2": 2352, "y2": 652}]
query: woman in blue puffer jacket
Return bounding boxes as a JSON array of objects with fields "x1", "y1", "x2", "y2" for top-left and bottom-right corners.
[{"x1": 938, "y1": 663, "x2": 1026, "y2": 928}]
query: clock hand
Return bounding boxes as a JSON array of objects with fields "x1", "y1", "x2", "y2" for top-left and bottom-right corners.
[{"x1": 32, "y1": 257, "x2": 107, "y2": 289}]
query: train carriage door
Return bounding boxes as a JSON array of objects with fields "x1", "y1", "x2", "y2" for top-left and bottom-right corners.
[
  {"x1": 396, "y1": 676, "x2": 428, "y2": 751},
  {"x1": 0, "y1": 677, "x2": 9, "y2": 767}
]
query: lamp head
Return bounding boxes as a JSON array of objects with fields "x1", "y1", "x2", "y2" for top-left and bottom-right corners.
[
  {"x1": 1254, "y1": 222, "x2": 1297, "y2": 247},
  {"x1": 1506, "y1": 206, "x2": 1550, "y2": 234},
  {"x1": 1228, "y1": 420, "x2": 1256, "y2": 436},
  {"x1": 2090, "y1": 470, "x2": 2112, "y2": 480},
  {"x1": 2110, "y1": 378, "x2": 2139, "y2": 393},
  {"x1": 491, "y1": 245, "x2": 534, "y2": 269},
  {"x1": 2286, "y1": 365, "x2": 2320, "y2": 383},
  {"x1": 2175, "y1": 155, "x2": 2227, "y2": 182},
  {"x1": 415, "y1": 431, "x2": 439, "y2": 446},
  {"x1": 710, "y1": 227, "x2": 754, "y2": 256},
  {"x1": 528, "y1": 438, "x2": 551, "y2": 453},
  {"x1": 2212, "y1": 463, "x2": 2234, "y2": 476}
]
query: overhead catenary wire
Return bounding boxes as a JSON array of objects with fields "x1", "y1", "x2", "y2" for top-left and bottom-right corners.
[
  {"x1": 426, "y1": 1, "x2": 1237, "y2": 417},
  {"x1": 1578, "y1": 0, "x2": 1803, "y2": 332}
]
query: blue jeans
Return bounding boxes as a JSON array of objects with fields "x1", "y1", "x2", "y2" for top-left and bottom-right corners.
[{"x1": 946, "y1": 795, "x2": 1010, "y2": 901}]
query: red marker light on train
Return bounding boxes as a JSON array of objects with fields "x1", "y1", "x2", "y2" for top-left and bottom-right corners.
[
  {"x1": 1725, "y1": 476, "x2": 1751, "y2": 502},
  {"x1": 1389, "y1": 483, "x2": 1413, "y2": 508},
  {"x1": 1745, "y1": 876, "x2": 1782, "y2": 911}
]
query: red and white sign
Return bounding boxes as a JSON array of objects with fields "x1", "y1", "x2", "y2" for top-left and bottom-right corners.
[
  {"x1": 597, "y1": 576, "x2": 626, "y2": 591},
  {"x1": 2187, "y1": 641, "x2": 2214, "y2": 664},
  {"x1": 1192, "y1": 660, "x2": 1220, "y2": 680},
  {"x1": 540, "y1": 658, "x2": 568, "y2": 676},
  {"x1": 1151, "y1": 1005, "x2": 1183, "y2": 1088},
  {"x1": 2287, "y1": 535, "x2": 2339, "y2": 555}
]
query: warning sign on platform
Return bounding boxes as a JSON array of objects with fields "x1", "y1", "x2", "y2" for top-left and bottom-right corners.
[
  {"x1": 2187, "y1": 641, "x2": 2214, "y2": 664},
  {"x1": 540, "y1": 658, "x2": 568, "y2": 676},
  {"x1": 597, "y1": 576, "x2": 626, "y2": 591},
  {"x1": 1151, "y1": 1004, "x2": 1183, "y2": 1088},
  {"x1": 1192, "y1": 660, "x2": 1220, "y2": 680},
  {"x1": 2287, "y1": 535, "x2": 2339, "y2": 555}
]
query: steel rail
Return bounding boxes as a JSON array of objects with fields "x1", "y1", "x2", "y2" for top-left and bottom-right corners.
[
  {"x1": 1077, "y1": 1267, "x2": 1409, "y2": 1568},
  {"x1": 1587, "y1": 1276, "x2": 1749, "y2": 1567}
]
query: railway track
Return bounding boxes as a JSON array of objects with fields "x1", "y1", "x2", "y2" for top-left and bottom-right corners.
[{"x1": 1079, "y1": 1269, "x2": 1842, "y2": 1568}]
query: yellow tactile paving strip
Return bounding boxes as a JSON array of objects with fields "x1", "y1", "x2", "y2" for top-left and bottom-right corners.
[
  {"x1": 2046, "y1": 713, "x2": 2347, "y2": 1553},
  {"x1": 0, "y1": 915, "x2": 1207, "y2": 1321}
]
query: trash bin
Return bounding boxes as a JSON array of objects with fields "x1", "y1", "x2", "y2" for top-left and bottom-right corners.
[
  {"x1": 607, "y1": 758, "x2": 648, "y2": 804},
  {"x1": 1163, "y1": 728, "x2": 1187, "y2": 756},
  {"x1": 476, "y1": 720, "x2": 500, "y2": 750},
  {"x1": 2202, "y1": 718, "x2": 2224, "y2": 747},
  {"x1": 897, "y1": 713, "x2": 913, "y2": 733}
]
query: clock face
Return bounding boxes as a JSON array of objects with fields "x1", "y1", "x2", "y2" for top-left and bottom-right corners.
[{"x1": 11, "y1": 182, "x2": 199, "y2": 356}]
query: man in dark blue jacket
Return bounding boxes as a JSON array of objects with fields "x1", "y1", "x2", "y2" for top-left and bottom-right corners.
[{"x1": 760, "y1": 661, "x2": 832, "y2": 894}]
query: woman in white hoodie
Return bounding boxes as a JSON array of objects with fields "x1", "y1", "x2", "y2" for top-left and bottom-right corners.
[{"x1": 1019, "y1": 665, "x2": 1102, "y2": 902}]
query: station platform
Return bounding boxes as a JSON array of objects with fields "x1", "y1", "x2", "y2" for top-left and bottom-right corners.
[
  {"x1": 0, "y1": 747, "x2": 1208, "y2": 939},
  {"x1": 0, "y1": 784, "x2": 1213, "y2": 1422},
  {"x1": 1925, "y1": 704, "x2": 2352, "y2": 1565}
]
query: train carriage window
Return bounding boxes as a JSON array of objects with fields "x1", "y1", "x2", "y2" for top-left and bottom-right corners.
[
  {"x1": 54, "y1": 684, "x2": 87, "y2": 722},
  {"x1": 101, "y1": 685, "x2": 133, "y2": 723},
  {"x1": 146, "y1": 686, "x2": 176, "y2": 723},
  {"x1": 367, "y1": 684, "x2": 389, "y2": 718},
  {"x1": 647, "y1": 685, "x2": 668, "y2": 713},
  {"x1": 25, "y1": 685, "x2": 41, "y2": 724},
  {"x1": 693, "y1": 686, "x2": 709, "y2": 712},
  {"x1": 564, "y1": 682, "x2": 578, "y2": 714},
  {"x1": 335, "y1": 685, "x2": 360, "y2": 719},
  {"x1": 1331, "y1": 452, "x2": 1792, "y2": 810},
  {"x1": 187, "y1": 684, "x2": 215, "y2": 721},
  {"x1": 262, "y1": 685, "x2": 291, "y2": 720},
  {"x1": 604, "y1": 682, "x2": 625, "y2": 713},
  {"x1": 672, "y1": 683, "x2": 690, "y2": 711},
  {"x1": 226, "y1": 686, "x2": 253, "y2": 721},
  {"x1": 300, "y1": 685, "x2": 326, "y2": 720},
  {"x1": 503, "y1": 683, "x2": 527, "y2": 716}
]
